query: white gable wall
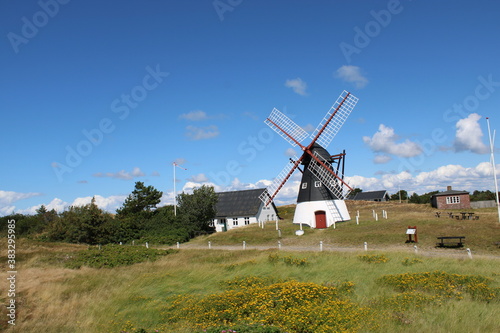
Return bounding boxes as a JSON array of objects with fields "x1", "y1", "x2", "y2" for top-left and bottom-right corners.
[{"x1": 213, "y1": 202, "x2": 279, "y2": 232}]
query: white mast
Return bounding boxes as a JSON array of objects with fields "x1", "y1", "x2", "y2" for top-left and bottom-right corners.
[
  {"x1": 486, "y1": 117, "x2": 500, "y2": 223},
  {"x1": 173, "y1": 162, "x2": 177, "y2": 216}
]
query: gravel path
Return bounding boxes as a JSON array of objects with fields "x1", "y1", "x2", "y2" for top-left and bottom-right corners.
[{"x1": 163, "y1": 242, "x2": 500, "y2": 260}]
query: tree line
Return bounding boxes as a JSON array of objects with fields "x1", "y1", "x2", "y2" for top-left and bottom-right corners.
[
  {"x1": 0, "y1": 182, "x2": 218, "y2": 245},
  {"x1": 352, "y1": 188, "x2": 499, "y2": 204}
]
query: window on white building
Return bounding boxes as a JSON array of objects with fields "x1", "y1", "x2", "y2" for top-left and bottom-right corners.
[
  {"x1": 233, "y1": 218, "x2": 238, "y2": 226},
  {"x1": 446, "y1": 196, "x2": 461, "y2": 204},
  {"x1": 244, "y1": 217, "x2": 250, "y2": 225}
]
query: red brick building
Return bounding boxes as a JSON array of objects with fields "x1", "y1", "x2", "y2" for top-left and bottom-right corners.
[{"x1": 431, "y1": 186, "x2": 471, "y2": 209}]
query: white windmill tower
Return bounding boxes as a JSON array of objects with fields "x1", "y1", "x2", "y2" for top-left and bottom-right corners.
[{"x1": 260, "y1": 90, "x2": 359, "y2": 228}]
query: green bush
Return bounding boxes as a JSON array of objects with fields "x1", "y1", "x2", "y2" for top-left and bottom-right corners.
[{"x1": 65, "y1": 244, "x2": 177, "y2": 269}]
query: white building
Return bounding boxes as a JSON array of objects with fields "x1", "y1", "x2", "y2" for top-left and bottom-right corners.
[{"x1": 212, "y1": 188, "x2": 279, "y2": 232}]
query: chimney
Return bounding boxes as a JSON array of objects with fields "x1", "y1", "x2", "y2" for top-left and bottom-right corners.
[{"x1": 447, "y1": 186, "x2": 452, "y2": 191}]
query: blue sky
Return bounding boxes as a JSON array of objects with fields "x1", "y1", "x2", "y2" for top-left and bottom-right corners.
[{"x1": 1, "y1": 0, "x2": 500, "y2": 215}]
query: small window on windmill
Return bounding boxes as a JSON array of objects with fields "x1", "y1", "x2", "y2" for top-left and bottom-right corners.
[
  {"x1": 301, "y1": 182, "x2": 308, "y2": 189},
  {"x1": 314, "y1": 181, "x2": 322, "y2": 187}
]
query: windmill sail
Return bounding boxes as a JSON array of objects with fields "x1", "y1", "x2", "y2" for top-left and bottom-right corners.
[
  {"x1": 265, "y1": 108, "x2": 308, "y2": 147},
  {"x1": 310, "y1": 90, "x2": 359, "y2": 149},
  {"x1": 259, "y1": 156, "x2": 302, "y2": 205}
]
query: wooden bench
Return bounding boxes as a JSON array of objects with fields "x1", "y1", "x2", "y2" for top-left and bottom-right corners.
[{"x1": 436, "y1": 236, "x2": 465, "y2": 248}]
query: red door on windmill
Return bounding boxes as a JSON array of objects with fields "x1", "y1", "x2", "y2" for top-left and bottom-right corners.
[{"x1": 315, "y1": 211, "x2": 327, "y2": 229}]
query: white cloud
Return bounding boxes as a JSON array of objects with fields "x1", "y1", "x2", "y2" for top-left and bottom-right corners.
[
  {"x1": 285, "y1": 78, "x2": 308, "y2": 96},
  {"x1": 16, "y1": 195, "x2": 128, "y2": 216},
  {"x1": 242, "y1": 112, "x2": 259, "y2": 121},
  {"x1": 302, "y1": 124, "x2": 315, "y2": 133},
  {"x1": 374, "y1": 155, "x2": 392, "y2": 164},
  {"x1": 188, "y1": 173, "x2": 209, "y2": 182},
  {"x1": 6, "y1": 159, "x2": 499, "y2": 217},
  {"x1": 185, "y1": 125, "x2": 220, "y2": 140},
  {"x1": 70, "y1": 195, "x2": 127, "y2": 213},
  {"x1": 453, "y1": 113, "x2": 489, "y2": 154},
  {"x1": 0, "y1": 190, "x2": 43, "y2": 215},
  {"x1": 346, "y1": 162, "x2": 500, "y2": 194},
  {"x1": 179, "y1": 110, "x2": 209, "y2": 121},
  {"x1": 363, "y1": 124, "x2": 423, "y2": 158},
  {"x1": 93, "y1": 167, "x2": 145, "y2": 180},
  {"x1": 285, "y1": 148, "x2": 297, "y2": 157},
  {"x1": 335, "y1": 65, "x2": 368, "y2": 88},
  {"x1": 0, "y1": 190, "x2": 42, "y2": 206},
  {"x1": 173, "y1": 158, "x2": 187, "y2": 166}
]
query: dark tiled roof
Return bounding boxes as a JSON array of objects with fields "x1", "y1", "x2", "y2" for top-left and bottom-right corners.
[
  {"x1": 432, "y1": 189, "x2": 469, "y2": 197},
  {"x1": 351, "y1": 190, "x2": 389, "y2": 201},
  {"x1": 216, "y1": 188, "x2": 273, "y2": 217}
]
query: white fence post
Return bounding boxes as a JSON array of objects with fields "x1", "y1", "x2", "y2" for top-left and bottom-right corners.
[
  {"x1": 243, "y1": 241, "x2": 246, "y2": 250},
  {"x1": 356, "y1": 216, "x2": 359, "y2": 225},
  {"x1": 208, "y1": 241, "x2": 212, "y2": 249},
  {"x1": 467, "y1": 248, "x2": 472, "y2": 259},
  {"x1": 278, "y1": 240, "x2": 281, "y2": 250},
  {"x1": 364, "y1": 242, "x2": 368, "y2": 251},
  {"x1": 320, "y1": 241, "x2": 323, "y2": 252},
  {"x1": 176, "y1": 242, "x2": 180, "y2": 249}
]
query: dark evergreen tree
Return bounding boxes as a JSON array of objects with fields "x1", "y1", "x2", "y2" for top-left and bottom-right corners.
[{"x1": 116, "y1": 181, "x2": 163, "y2": 218}]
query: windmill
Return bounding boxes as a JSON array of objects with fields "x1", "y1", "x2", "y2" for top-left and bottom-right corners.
[{"x1": 259, "y1": 90, "x2": 358, "y2": 229}]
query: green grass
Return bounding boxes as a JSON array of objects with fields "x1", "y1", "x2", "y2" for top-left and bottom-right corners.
[
  {"x1": 187, "y1": 201, "x2": 500, "y2": 254},
  {"x1": 1, "y1": 202, "x2": 499, "y2": 332}
]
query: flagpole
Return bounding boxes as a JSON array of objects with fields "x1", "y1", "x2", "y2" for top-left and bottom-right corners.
[
  {"x1": 486, "y1": 117, "x2": 500, "y2": 223},
  {"x1": 173, "y1": 162, "x2": 177, "y2": 216}
]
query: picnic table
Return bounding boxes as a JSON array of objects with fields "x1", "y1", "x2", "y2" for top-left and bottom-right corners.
[
  {"x1": 459, "y1": 212, "x2": 478, "y2": 220},
  {"x1": 436, "y1": 236, "x2": 465, "y2": 248}
]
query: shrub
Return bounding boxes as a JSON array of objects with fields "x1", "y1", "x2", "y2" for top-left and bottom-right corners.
[
  {"x1": 65, "y1": 244, "x2": 177, "y2": 269},
  {"x1": 163, "y1": 277, "x2": 375, "y2": 333},
  {"x1": 378, "y1": 271, "x2": 499, "y2": 302},
  {"x1": 357, "y1": 254, "x2": 389, "y2": 264},
  {"x1": 267, "y1": 253, "x2": 308, "y2": 267}
]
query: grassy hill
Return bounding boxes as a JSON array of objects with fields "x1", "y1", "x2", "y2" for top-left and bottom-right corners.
[
  {"x1": 0, "y1": 201, "x2": 498, "y2": 332},
  {"x1": 186, "y1": 201, "x2": 500, "y2": 255}
]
